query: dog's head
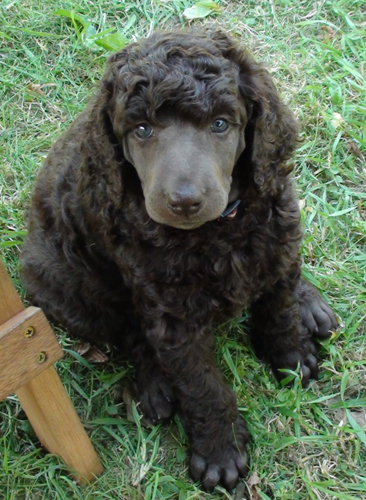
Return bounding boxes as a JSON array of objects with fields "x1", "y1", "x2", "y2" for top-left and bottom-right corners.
[{"x1": 92, "y1": 30, "x2": 299, "y2": 230}]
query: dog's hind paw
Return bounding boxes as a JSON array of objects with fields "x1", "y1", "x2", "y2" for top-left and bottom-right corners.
[
  {"x1": 270, "y1": 335, "x2": 327, "y2": 387},
  {"x1": 297, "y1": 279, "x2": 338, "y2": 339},
  {"x1": 299, "y1": 293, "x2": 338, "y2": 339},
  {"x1": 138, "y1": 371, "x2": 176, "y2": 425}
]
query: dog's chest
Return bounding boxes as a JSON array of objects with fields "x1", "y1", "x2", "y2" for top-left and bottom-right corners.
[{"x1": 128, "y1": 228, "x2": 280, "y2": 323}]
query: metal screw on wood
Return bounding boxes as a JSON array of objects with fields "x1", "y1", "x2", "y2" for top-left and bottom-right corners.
[
  {"x1": 37, "y1": 352, "x2": 47, "y2": 364},
  {"x1": 24, "y1": 326, "x2": 35, "y2": 338}
]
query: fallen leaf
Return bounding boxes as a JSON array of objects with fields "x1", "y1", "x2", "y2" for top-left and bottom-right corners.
[
  {"x1": 319, "y1": 25, "x2": 336, "y2": 41},
  {"x1": 26, "y1": 83, "x2": 44, "y2": 96},
  {"x1": 175, "y1": 447, "x2": 187, "y2": 463},
  {"x1": 357, "y1": 200, "x2": 365, "y2": 219},
  {"x1": 83, "y1": 346, "x2": 109, "y2": 363},
  {"x1": 334, "y1": 407, "x2": 366, "y2": 428},
  {"x1": 74, "y1": 341, "x2": 91, "y2": 355},
  {"x1": 247, "y1": 471, "x2": 261, "y2": 500},
  {"x1": 122, "y1": 385, "x2": 135, "y2": 422},
  {"x1": 183, "y1": 1, "x2": 221, "y2": 20},
  {"x1": 331, "y1": 112, "x2": 345, "y2": 129},
  {"x1": 73, "y1": 341, "x2": 109, "y2": 362},
  {"x1": 348, "y1": 410, "x2": 366, "y2": 428},
  {"x1": 94, "y1": 32, "x2": 127, "y2": 51},
  {"x1": 347, "y1": 140, "x2": 365, "y2": 161},
  {"x1": 234, "y1": 482, "x2": 249, "y2": 500},
  {"x1": 298, "y1": 199, "x2": 306, "y2": 210}
]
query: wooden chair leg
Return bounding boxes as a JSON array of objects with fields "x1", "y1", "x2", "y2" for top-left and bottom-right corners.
[
  {"x1": 16, "y1": 366, "x2": 104, "y2": 482},
  {"x1": 0, "y1": 259, "x2": 103, "y2": 483}
]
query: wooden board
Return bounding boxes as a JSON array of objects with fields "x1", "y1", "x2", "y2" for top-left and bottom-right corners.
[
  {"x1": 0, "y1": 260, "x2": 24, "y2": 323},
  {"x1": 0, "y1": 307, "x2": 63, "y2": 400}
]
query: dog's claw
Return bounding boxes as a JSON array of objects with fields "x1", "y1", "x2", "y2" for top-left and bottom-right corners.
[
  {"x1": 190, "y1": 453, "x2": 206, "y2": 481},
  {"x1": 190, "y1": 448, "x2": 248, "y2": 491}
]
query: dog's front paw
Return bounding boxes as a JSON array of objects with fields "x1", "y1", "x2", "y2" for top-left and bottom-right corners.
[
  {"x1": 189, "y1": 421, "x2": 249, "y2": 491},
  {"x1": 271, "y1": 338, "x2": 319, "y2": 387}
]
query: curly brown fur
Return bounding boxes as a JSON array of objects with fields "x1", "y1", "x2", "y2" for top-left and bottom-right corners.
[{"x1": 21, "y1": 29, "x2": 337, "y2": 491}]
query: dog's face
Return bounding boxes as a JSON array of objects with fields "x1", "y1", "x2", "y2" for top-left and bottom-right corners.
[
  {"x1": 122, "y1": 114, "x2": 246, "y2": 229},
  {"x1": 105, "y1": 31, "x2": 250, "y2": 229},
  {"x1": 102, "y1": 30, "x2": 298, "y2": 229}
]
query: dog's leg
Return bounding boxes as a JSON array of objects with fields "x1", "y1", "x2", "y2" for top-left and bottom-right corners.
[
  {"x1": 148, "y1": 328, "x2": 249, "y2": 491},
  {"x1": 250, "y1": 265, "x2": 337, "y2": 386}
]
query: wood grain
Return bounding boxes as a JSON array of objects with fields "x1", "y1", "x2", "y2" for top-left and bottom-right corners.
[
  {"x1": 0, "y1": 260, "x2": 24, "y2": 324},
  {"x1": 17, "y1": 366, "x2": 104, "y2": 483},
  {"x1": 0, "y1": 307, "x2": 63, "y2": 400}
]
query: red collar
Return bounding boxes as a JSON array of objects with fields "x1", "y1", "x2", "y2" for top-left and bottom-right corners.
[{"x1": 219, "y1": 200, "x2": 241, "y2": 220}]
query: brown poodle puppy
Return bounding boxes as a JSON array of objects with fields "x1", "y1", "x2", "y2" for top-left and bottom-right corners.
[{"x1": 21, "y1": 29, "x2": 337, "y2": 490}]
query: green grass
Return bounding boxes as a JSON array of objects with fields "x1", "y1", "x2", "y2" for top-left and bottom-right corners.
[{"x1": 1, "y1": 0, "x2": 365, "y2": 499}]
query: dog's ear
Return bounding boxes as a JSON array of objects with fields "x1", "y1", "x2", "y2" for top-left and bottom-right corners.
[
  {"x1": 78, "y1": 48, "x2": 136, "y2": 211},
  {"x1": 208, "y1": 30, "x2": 299, "y2": 195},
  {"x1": 97, "y1": 48, "x2": 131, "y2": 135},
  {"x1": 239, "y1": 63, "x2": 299, "y2": 195}
]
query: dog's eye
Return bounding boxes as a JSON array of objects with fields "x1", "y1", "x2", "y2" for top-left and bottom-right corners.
[
  {"x1": 135, "y1": 124, "x2": 153, "y2": 138},
  {"x1": 211, "y1": 119, "x2": 229, "y2": 133}
]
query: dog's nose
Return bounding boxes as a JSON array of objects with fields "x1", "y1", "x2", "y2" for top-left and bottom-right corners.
[{"x1": 167, "y1": 187, "x2": 203, "y2": 216}]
